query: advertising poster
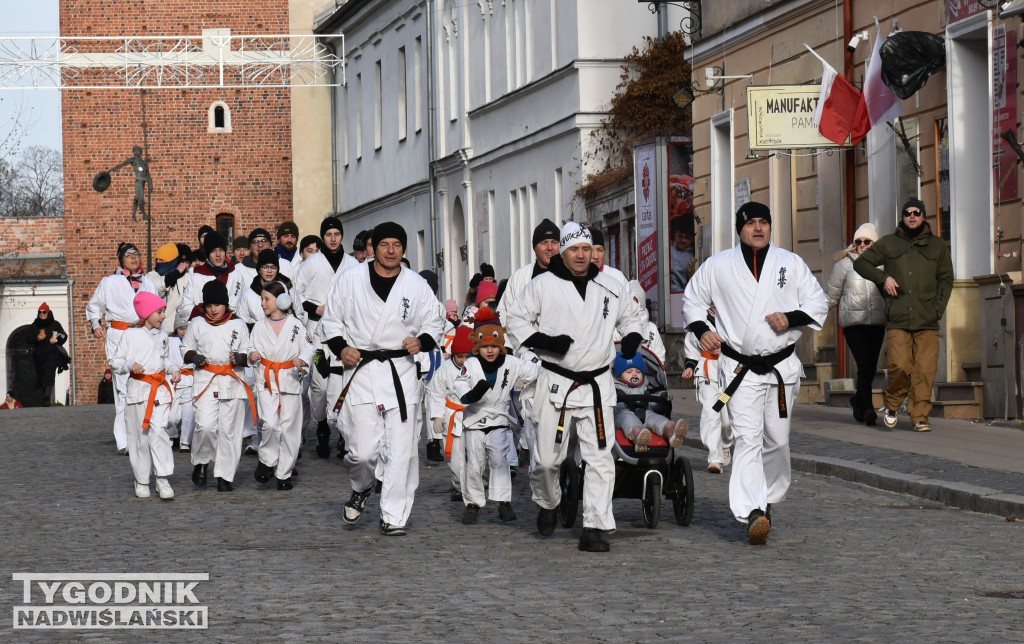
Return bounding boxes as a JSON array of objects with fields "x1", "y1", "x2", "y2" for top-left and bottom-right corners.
[
  {"x1": 994, "y1": 24, "x2": 1018, "y2": 201},
  {"x1": 634, "y1": 142, "x2": 659, "y2": 325},
  {"x1": 667, "y1": 140, "x2": 694, "y2": 330}
]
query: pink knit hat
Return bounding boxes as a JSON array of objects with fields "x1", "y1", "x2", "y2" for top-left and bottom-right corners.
[
  {"x1": 133, "y1": 292, "x2": 167, "y2": 321},
  {"x1": 445, "y1": 299, "x2": 458, "y2": 315}
]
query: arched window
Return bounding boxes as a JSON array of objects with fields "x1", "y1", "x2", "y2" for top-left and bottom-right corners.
[
  {"x1": 216, "y1": 213, "x2": 235, "y2": 241},
  {"x1": 208, "y1": 101, "x2": 232, "y2": 133}
]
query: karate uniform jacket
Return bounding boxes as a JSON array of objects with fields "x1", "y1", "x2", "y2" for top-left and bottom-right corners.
[
  {"x1": 250, "y1": 315, "x2": 316, "y2": 395},
  {"x1": 180, "y1": 316, "x2": 254, "y2": 399},
  {"x1": 234, "y1": 279, "x2": 306, "y2": 328},
  {"x1": 109, "y1": 326, "x2": 175, "y2": 405},
  {"x1": 86, "y1": 270, "x2": 158, "y2": 329},
  {"x1": 456, "y1": 355, "x2": 539, "y2": 430},
  {"x1": 427, "y1": 358, "x2": 468, "y2": 435},
  {"x1": 682, "y1": 244, "x2": 828, "y2": 385},
  {"x1": 177, "y1": 264, "x2": 245, "y2": 321},
  {"x1": 505, "y1": 262, "x2": 646, "y2": 409},
  {"x1": 168, "y1": 336, "x2": 194, "y2": 392},
  {"x1": 320, "y1": 263, "x2": 444, "y2": 411},
  {"x1": 496, "y1": 261, "x2": 541, "y2": 353},
  {"x1": 682, "y1": 324, "x2": 719, "y2": 382}
]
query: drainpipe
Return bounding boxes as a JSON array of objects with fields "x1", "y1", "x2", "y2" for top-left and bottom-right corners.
[
  {"x1": 326, "y1": 40, "x2": 340, "y2": 215},
  {"x1": 838, "y1": 0, "x2": 855, "y2": 379},
  {"x1": 426, "y1": 0, "x2": 441, "y2": 293},
  {"x1": 67, "y1": 277, "x2": 77, "y2": 406}
]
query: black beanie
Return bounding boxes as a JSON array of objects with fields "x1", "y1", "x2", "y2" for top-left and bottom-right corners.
[
  {"x1": 901, "y1": 198, "x2": 926, "y2": 217},
  {"x1": 175, "y1": 243, "x2": 193, "y2": 263},
  {"x1": 480, "y1": 263, "x2": 495, "y2": 279},
  {"x1": 590, "y1": 228, "x2": 605, "y2": 248},
  {"x1": 197, "y1": 225, "x2": 215, "y2": 241},
  {"x1": 419, "y1": 269, "x2": 439, "y2": 294},
  {"x1": 256, "y1": 249, "x2": 280, "y2": 269},
  {"x1": 202, "y1": 279, "x2": 230, "y2": 306},
  {"x1": 248, "y1": 228, "x2": 272, "y2": 245},
  {"x1": 735, "y1": 202, "x2": 772, "y2": 235},
  {"x1": 532, "y1": 218, "x2": 560, "y2": 247},
  {"x1": 203, "y1": 231, "x2": 228, "y2": 255},
  {"x1": 373, "y1": 221, "x2": 407, "y2": 250},
  {"x1": 321, "y1": 216, "x2": 343, "y2": 239}
]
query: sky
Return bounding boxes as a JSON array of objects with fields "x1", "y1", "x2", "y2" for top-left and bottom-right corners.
[{"x1": 1, "y1": 1, "x2": 63, "y2": 155}]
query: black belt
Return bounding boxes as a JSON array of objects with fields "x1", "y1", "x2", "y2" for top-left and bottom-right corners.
[
  {"x1": 714, "y1": 343, "x2": 796, "y2": 418},
  {"x1": 541, "y1": 361, "x2": 610, "y2": 449},
  {"x1": 332, "y1": 349, "x2": 411, "y2": 421}
]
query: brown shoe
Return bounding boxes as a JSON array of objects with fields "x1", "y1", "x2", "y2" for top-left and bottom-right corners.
[{"x1": 747, "y1": 509, "x2": 771, "y2": 545}]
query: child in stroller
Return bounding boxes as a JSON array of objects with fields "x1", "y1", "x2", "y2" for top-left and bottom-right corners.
[{"x1": 613, "y1": 351, "x2": 688, "y2": 451}]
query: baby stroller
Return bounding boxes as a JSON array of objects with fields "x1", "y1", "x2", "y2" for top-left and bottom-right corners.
[{"x1": 558, "y1": 345, "x2": 694, "y2": 529}]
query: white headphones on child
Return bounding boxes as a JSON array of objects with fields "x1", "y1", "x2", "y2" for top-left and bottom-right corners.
[{"x1": 268, "y1": 281, "x2": 292, "y2": 311}]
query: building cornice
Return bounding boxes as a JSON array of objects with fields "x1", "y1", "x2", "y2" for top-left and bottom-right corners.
[
  {"x1": 338, "y1": 180, "x2": 431, "y2": 221},
  {"x1": 689, "y1": 0, "x2": 832, "y2": 63}
]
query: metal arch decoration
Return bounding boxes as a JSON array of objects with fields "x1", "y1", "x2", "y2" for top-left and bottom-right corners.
[
  {"x1": 641, "y1": 1, "x2": 702, "y2": 37},
  {"x1": 0, "y1": 34, "x2": 345, "y2": 90}
]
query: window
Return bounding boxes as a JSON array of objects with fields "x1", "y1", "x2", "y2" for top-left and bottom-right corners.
[
  {"x1": 710, "y1": 111, "x2": 735, "y2": 253},
  {"x1": 398, "y1": 47, "x2": 408, "y2": 141},
  {"x1": 414, "y1": 37, "x2": 423, "y2": 133},
  {"x1": 216, "y1": 213, "x2": 235, "y2": 241},
  {"x1": 355, "y1": 73, "x2": 363, "y2": 160},
  {"x1": 207, "y1": 101, "x2": 231, "y2": 133},
  {"x1": 935, "y1": 118, "x2": 950, "y2": 241},
  {"x1": 374, "y1": 60, "x2": 383, "y2": 150},
  {"x1": 893, "y1": 117, "x2": 920, "y2": 225}
]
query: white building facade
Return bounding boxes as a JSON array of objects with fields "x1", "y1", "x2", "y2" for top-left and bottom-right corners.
[{"x1": 314, "y1": 0, "x2": 683, "y2": 302}]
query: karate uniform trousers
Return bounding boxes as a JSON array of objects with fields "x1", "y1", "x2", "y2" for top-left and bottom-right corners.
[
  {"x1": 427, "y1": 358, "x2": 468, "y2": 492},
  {"x1": 684, "y1": 331, "x2": 733, "y2": 465},
  {"x1": 109, "y1": 326, "x2": 174, "y2": 486},
  {"x1": 321, "y1": 263, "x2": 444, "y2": 528},
  {"x1": 166, "y1": 336, "x2": 194, "y2": 444},
  {"x1": 181, "y1": 316, "x2": 254, "y2": 483},
  {"x1": 251, "y1": 315, "x2": 315, "y2": 481},
  {"x1": 497, "y1": 263, "x2": 541, "y2": 458},
  {"x1": 463, "y1": 428, "x2": 513, "y2": 507},
  {"x1": 87, "y1": 270, "x2": 157, "y2": 450}
]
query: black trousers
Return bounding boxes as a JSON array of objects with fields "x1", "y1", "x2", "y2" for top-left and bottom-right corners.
[{"x1": 844, "y1": 324, "x2": 886, "y2": 410}]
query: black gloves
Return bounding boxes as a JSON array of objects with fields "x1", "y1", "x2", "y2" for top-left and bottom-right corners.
[
  {"x1": 523, "y1": 332, "x2": 574, "y2": 357},
  {"x1": 619, "y1": 332, "x2": 644, "y2": 360},
  {"x1": 313, "y1": 349, "x2": 332, "y2": 378},
  {"x1": 184, "y1": 352, "x2": 207, "y2": 368},
  {"x1": 233, "y1": 352, "x2": 249, "y2": 367},
  {"x1": 460, "y1": 380, "x2": 491, "y2": 405}
]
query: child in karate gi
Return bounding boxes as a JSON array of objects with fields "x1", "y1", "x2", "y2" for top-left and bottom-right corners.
[
  {"x1": 109, "y1": 292, "x2": 180, "y2": 499},
  {"x1": 612, "y1": 351, "x2": 687, "y2": 452},
  {"x1": 427, "y1": 325, "x2": 474, "y2": 502},
  {"x1": 682, "y1": 307, "x2": 733, "y2": 473},
  {"x1": 167, "y1": 309, "x2": 195, "y2": 453},
  {"x1": 248, "y1": 281, "x2": 315, "y2": 490},
  {"x1": 456, "y1": 308, "x2": 538, "y2": 524},
  {"x1": 181, "y1": 279, "x2": 256, "y2": 492}
]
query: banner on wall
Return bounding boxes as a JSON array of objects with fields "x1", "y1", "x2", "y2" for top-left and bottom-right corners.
[
  {"x1": 942, "y1": 1, "x2": 988, "y2": 26},
  {"x1": 665, "y1": 140, "x2": 694, "y2": 331},
  {"x1": 634, "y1": 142, "x2": 659, "y2": 326},
  {"x1": 994, "y1": 24, "x2": 1018, "y2": 201}
]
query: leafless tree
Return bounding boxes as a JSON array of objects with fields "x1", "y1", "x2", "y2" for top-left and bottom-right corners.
[{"x1": 13, "y1": 145, "x2": 64, "y2": 217}]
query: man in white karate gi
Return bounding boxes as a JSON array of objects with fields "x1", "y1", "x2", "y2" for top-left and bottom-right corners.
[
  {"x1": 86, "y1": 242, "x2": 158, "y2": 453},
  {"x1": 506, "y1": 221, "x2": 646, "y2": 552},
  {"x1": 321, "y1": 222, "x2": 444, "y2": 536},
  {"x1": 293, "y1": 216, "x2": 358, "y2": 458},
  {"x1": 682, "y1": 202, "x2": 827, "y2": 545}
]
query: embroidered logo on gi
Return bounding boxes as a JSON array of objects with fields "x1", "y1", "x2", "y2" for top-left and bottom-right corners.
[
  {"x1": 777, "y1": 267, "x2": 787, "y2": 289},
  {"x1": 229, "y1": 329, "x2": 238, "y2": 350},
  {"x1": 551, "y1": 384, "x2": 559, "y2": 394},
  {"x1": 602, "y1": 296, "x2": 610, "y2": 319},
  {"x1": 289, "y1": 325, "x2": 300, "y2": 344},
  {"x1": 401, "y1": 297, "x2": 411, "y2": 321},
  {"x1": 500, "y1": 370, "x2": 510, "y2": 390}
]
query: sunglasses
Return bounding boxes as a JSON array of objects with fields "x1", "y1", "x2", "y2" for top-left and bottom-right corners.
[
  {"x1": 854, "y1": 239, "x2": 873, "y2": 246},
  {"x1": 903, "y1": 210, "x2": 922, "y2": 217}
]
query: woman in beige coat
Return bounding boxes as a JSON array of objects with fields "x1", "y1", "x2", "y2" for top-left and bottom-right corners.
[{"x1": 825, "y1": 223, "x2": 887, "y2": 425}]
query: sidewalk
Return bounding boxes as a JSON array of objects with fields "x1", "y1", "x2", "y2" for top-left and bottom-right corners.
[{"x1": 668, "y1": 387, "x2": 1024, "y2": 518}]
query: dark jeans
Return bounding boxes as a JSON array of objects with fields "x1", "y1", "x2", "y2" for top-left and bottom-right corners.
[{"x1": 844, "y1": 325, "x2": 886, "y2": 410}]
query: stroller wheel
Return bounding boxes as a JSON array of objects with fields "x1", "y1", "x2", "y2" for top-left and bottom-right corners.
[
  {"x1": 672, "y1": 456, "x2": 695, "y2": 527},
  {"x1": 642, "y1": 475, "x2": 661, "y2": 529},
  {"x1": 558, "y1": 458, "x2": 582, "y2": 528}
]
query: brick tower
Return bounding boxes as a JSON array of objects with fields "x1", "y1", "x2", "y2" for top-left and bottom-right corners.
[{"x1": 60, "y1": 2, "x2": 293, "y2": 402}]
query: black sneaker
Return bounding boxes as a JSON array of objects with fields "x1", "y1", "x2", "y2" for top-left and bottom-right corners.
[
  {"x1": 378, "y1": 519, "x2": 407, "y2": 536},
  {"x1": 243, "y1": 438, "x2": 258, "y2": 456},
  {"x1": 498, "y1": 502, "x2": 517, "y2": 522},
  {"x1": 578, "y1": 528, "x2": 610, "y2": 552},
  {"x1": 277, "y1": 477, "x2": 293, "y2": 491},
  {"x1": 336, "y1": 436, "x2": 347, "y2": 459},
  {"x1": 518, "y1": 448, "x2": 530, "y2": 468},
  {"x1": 536, "y1": 507, "x2": 558, "y2": 536},
  {"x1": 254, "y1": 461, "x2": 273, "y2": 484},
  {"x1": 462, "y1": 504, "x2": 480, "y2": 525},
  {"x1": 450, "y1": 487, "x2": 463, "y2": 502},
  {"x1": 747, "y1": 509, "x2": 771, "y2": 545},
  {"x1": 191, "y1": 464, "x2": 204, "y2": 487},
  {"x1": 343, "y1": 486, "x2": 374, "y2": 525},
  {"x1": 510, "y1": 465, "x2": 518, "y2": 480},
  {"x1": 316, "y1": 421, "x2": 331, "y2": 458},
  {"x1": 425, "y1": 439, "x2": 444, "y2": 462},
  {"x1": 216, "y1": 477, "x2": 233, "y2": 492}
]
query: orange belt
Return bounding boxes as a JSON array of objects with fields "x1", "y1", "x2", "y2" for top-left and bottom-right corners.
[
  {"x1": 192, "y1": 363, "x2": 258, "y2": 422},
  {"x1": 179, "y1": 368, "x2": 194, "y2": 376},
  {"x1": 443, "y1": 334, "x2": 455, "y2": 351},
  {"x1": 260, "y1": 359, "x2": 297, "y2": 414},
  {"x1": 444, "y1": 398, "x2": 468, "y2": 459},
  {"x1": 110, "y1": 321, "x2": 131, "y2": 331},
  {"x1": 130, "y1": 371, "x2": 174, "y2": 430},
  {"x1": 700, "y1": 350, "x2": 719, "y2": 380}
]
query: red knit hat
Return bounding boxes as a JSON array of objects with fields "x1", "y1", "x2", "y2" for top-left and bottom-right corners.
[
  {"x1": 38, "y1": 302, "x2": 51, "y2": 313},
  {"x1": 450, "y1": 325, "x2": 474, "y2": 355}
]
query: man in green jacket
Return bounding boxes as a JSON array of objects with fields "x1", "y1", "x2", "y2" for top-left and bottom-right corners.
[{"x1": 853, "y1": 198, "x2": 954, "y2": 432}]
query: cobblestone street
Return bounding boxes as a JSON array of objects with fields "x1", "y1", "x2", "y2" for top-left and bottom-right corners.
[{"x1": 2, "y1": 405, "x2": 1023, "y2": 642}]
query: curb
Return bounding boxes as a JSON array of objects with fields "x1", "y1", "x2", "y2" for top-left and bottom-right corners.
[{"x1": 682, "y1": 436, "x2": 1024, "y2": 519}]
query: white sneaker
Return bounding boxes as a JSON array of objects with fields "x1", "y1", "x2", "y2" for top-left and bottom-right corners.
[
  {"x1": 722, "y1": 447, "x2": 732, "y2": 467},
  {"x1": 134, "y1": 483, "x2": 151, "y2": 498},
  {"x1": 155, "y1": 478, "x2": 174, "y2": 499}
]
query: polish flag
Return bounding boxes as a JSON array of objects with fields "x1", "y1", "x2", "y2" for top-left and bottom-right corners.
[
  {"x1": 806, "y1": 45, "x2": 870, "y2": 146},
  {"x1": 864, "y1": 17, "x2": 904, "y2": 127}
]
